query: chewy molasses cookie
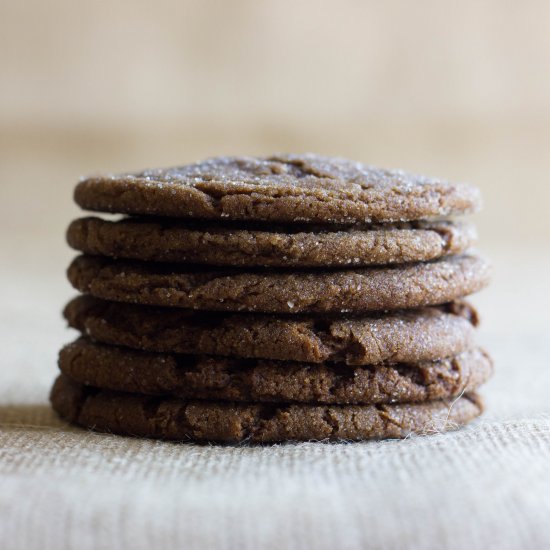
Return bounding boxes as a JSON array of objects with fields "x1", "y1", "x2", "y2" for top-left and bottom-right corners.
[
  {"x1": 67, "y1": 216, "x2": 476, "y2": 268},
  {"x1": 67, "y1": 254, "x2": 491, "y2": 314},
  {"x1": 74, "y1": 154, "x2": 481, "y2": 225},
  {"x1": 51, "y1": 374, "x2": 484, "y2": 442},
  {"x1": 64, "y1": 296, "x2": 478, "y2": 365},
  {"x1": 59, "y1": 338, "x2": 493, "y2": 405}
]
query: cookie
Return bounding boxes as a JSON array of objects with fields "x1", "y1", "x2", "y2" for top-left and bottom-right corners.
[
  {"x1": 58, "y1": 337, "x2": 493, "y2": 405},
  {"x1": 66, "y1": 216, "x2": 476, "y2": 268},
  {"x1": 64, "y1": 296, "x2": 478, "y2": 365},
  {"x1": 50, "y1": 374, "x2": 484, "y2": 442},
  {"x1": 67, "y1": 254, "x2": 491, "y2": 314},
  {"x1": 74, "y1": 154, "x2": 481, "y2": 224}
]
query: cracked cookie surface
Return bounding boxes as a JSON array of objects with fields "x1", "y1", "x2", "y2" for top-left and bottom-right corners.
[
  {"x1": 74, "y1": 154, "x2": 481, "y2": 224},
  {"x1": 64, "y1": 296, "x2": 478, "y2": 364},
  {"x1": 58, "y1": 337, "x2": 493, "y2": 405},
  {"x1": 50, "y1": 374, "x2": 484, "y2": 442}
]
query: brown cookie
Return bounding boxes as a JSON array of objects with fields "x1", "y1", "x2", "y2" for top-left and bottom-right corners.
[
  {"x1": 67, "y1": 216, "x2": 476, "y2": 268},
  {"x1": 74, "y1": 154, "x2": 481, "y2": 225},
  {"x1": 58, "y1": 337, "x2": 493, "y2": 405},
  {"x1": 67, "y1": 254, "x2": 491, "y2": 314},
  {"x1": 64, "y1": 296, "x2": 478, "y2": 365},
  {"x1": 50, "y1": 374, "x2": 484, "y2": 442}
]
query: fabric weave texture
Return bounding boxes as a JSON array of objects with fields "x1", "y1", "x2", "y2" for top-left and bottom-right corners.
[{"x1": 0, "y1": 254, "x2": 548, "y2": 550}]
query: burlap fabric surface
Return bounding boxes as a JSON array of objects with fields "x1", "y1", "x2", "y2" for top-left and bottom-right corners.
[{"x1": 1, "y1": 251, "x2": 548, "y2": 550}]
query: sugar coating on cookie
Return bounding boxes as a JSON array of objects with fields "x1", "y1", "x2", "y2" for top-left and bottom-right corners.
[
  {"x1": 64, "y1": 295, "x2": 478, "y2": 365},
  {"x1": 67, "y1": 254, "x2": 491, "y2": 314},
  {"x1": 67, "y1": 216, "x2": 477, "y2": 267},
  {"x1": 74, "y1": 154, "x2": 481, "y2": 224}
]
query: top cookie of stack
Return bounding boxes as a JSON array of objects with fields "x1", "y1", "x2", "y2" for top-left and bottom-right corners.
[{"x1": 51, "y1": 154, "x2": 492, "y2": 443}]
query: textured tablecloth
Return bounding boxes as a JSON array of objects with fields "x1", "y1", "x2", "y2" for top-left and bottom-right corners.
[{"x1": 1, "y1": 248, "x2": 549, "y2": 550}]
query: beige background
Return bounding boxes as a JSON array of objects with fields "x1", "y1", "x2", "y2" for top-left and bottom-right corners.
[
  {"x1": 2, "y1": 0, "x2": 549, "y2": 344},
  {"x1": 1, "y1": 3, "x2": 550, "y2": 548},
  {"x1": 2, "y1": 0, "x2": 550, "y2": 249}
]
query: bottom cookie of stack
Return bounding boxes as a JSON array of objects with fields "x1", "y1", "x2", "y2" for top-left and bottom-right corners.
[
  {"x1": 51, "y1": 375, "x2": 483, "y2": 443},
  {"x1": 51, "y1": 337, "x2": 490, "y2": 443}
]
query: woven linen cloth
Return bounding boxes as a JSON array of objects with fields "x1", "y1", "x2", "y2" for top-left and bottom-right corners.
[{"x1": 1, "y1": 250, "x2": 549, "y2": 550}]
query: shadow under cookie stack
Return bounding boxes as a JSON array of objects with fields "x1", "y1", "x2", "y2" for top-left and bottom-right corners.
[{"x1": 51, "y1": 154, "x2": 492, "y2": 443}]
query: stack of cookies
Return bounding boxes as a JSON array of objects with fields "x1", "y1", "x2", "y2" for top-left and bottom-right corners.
[{"x1": 51, "y1": 154, "x2": 492, "y2": 443}]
